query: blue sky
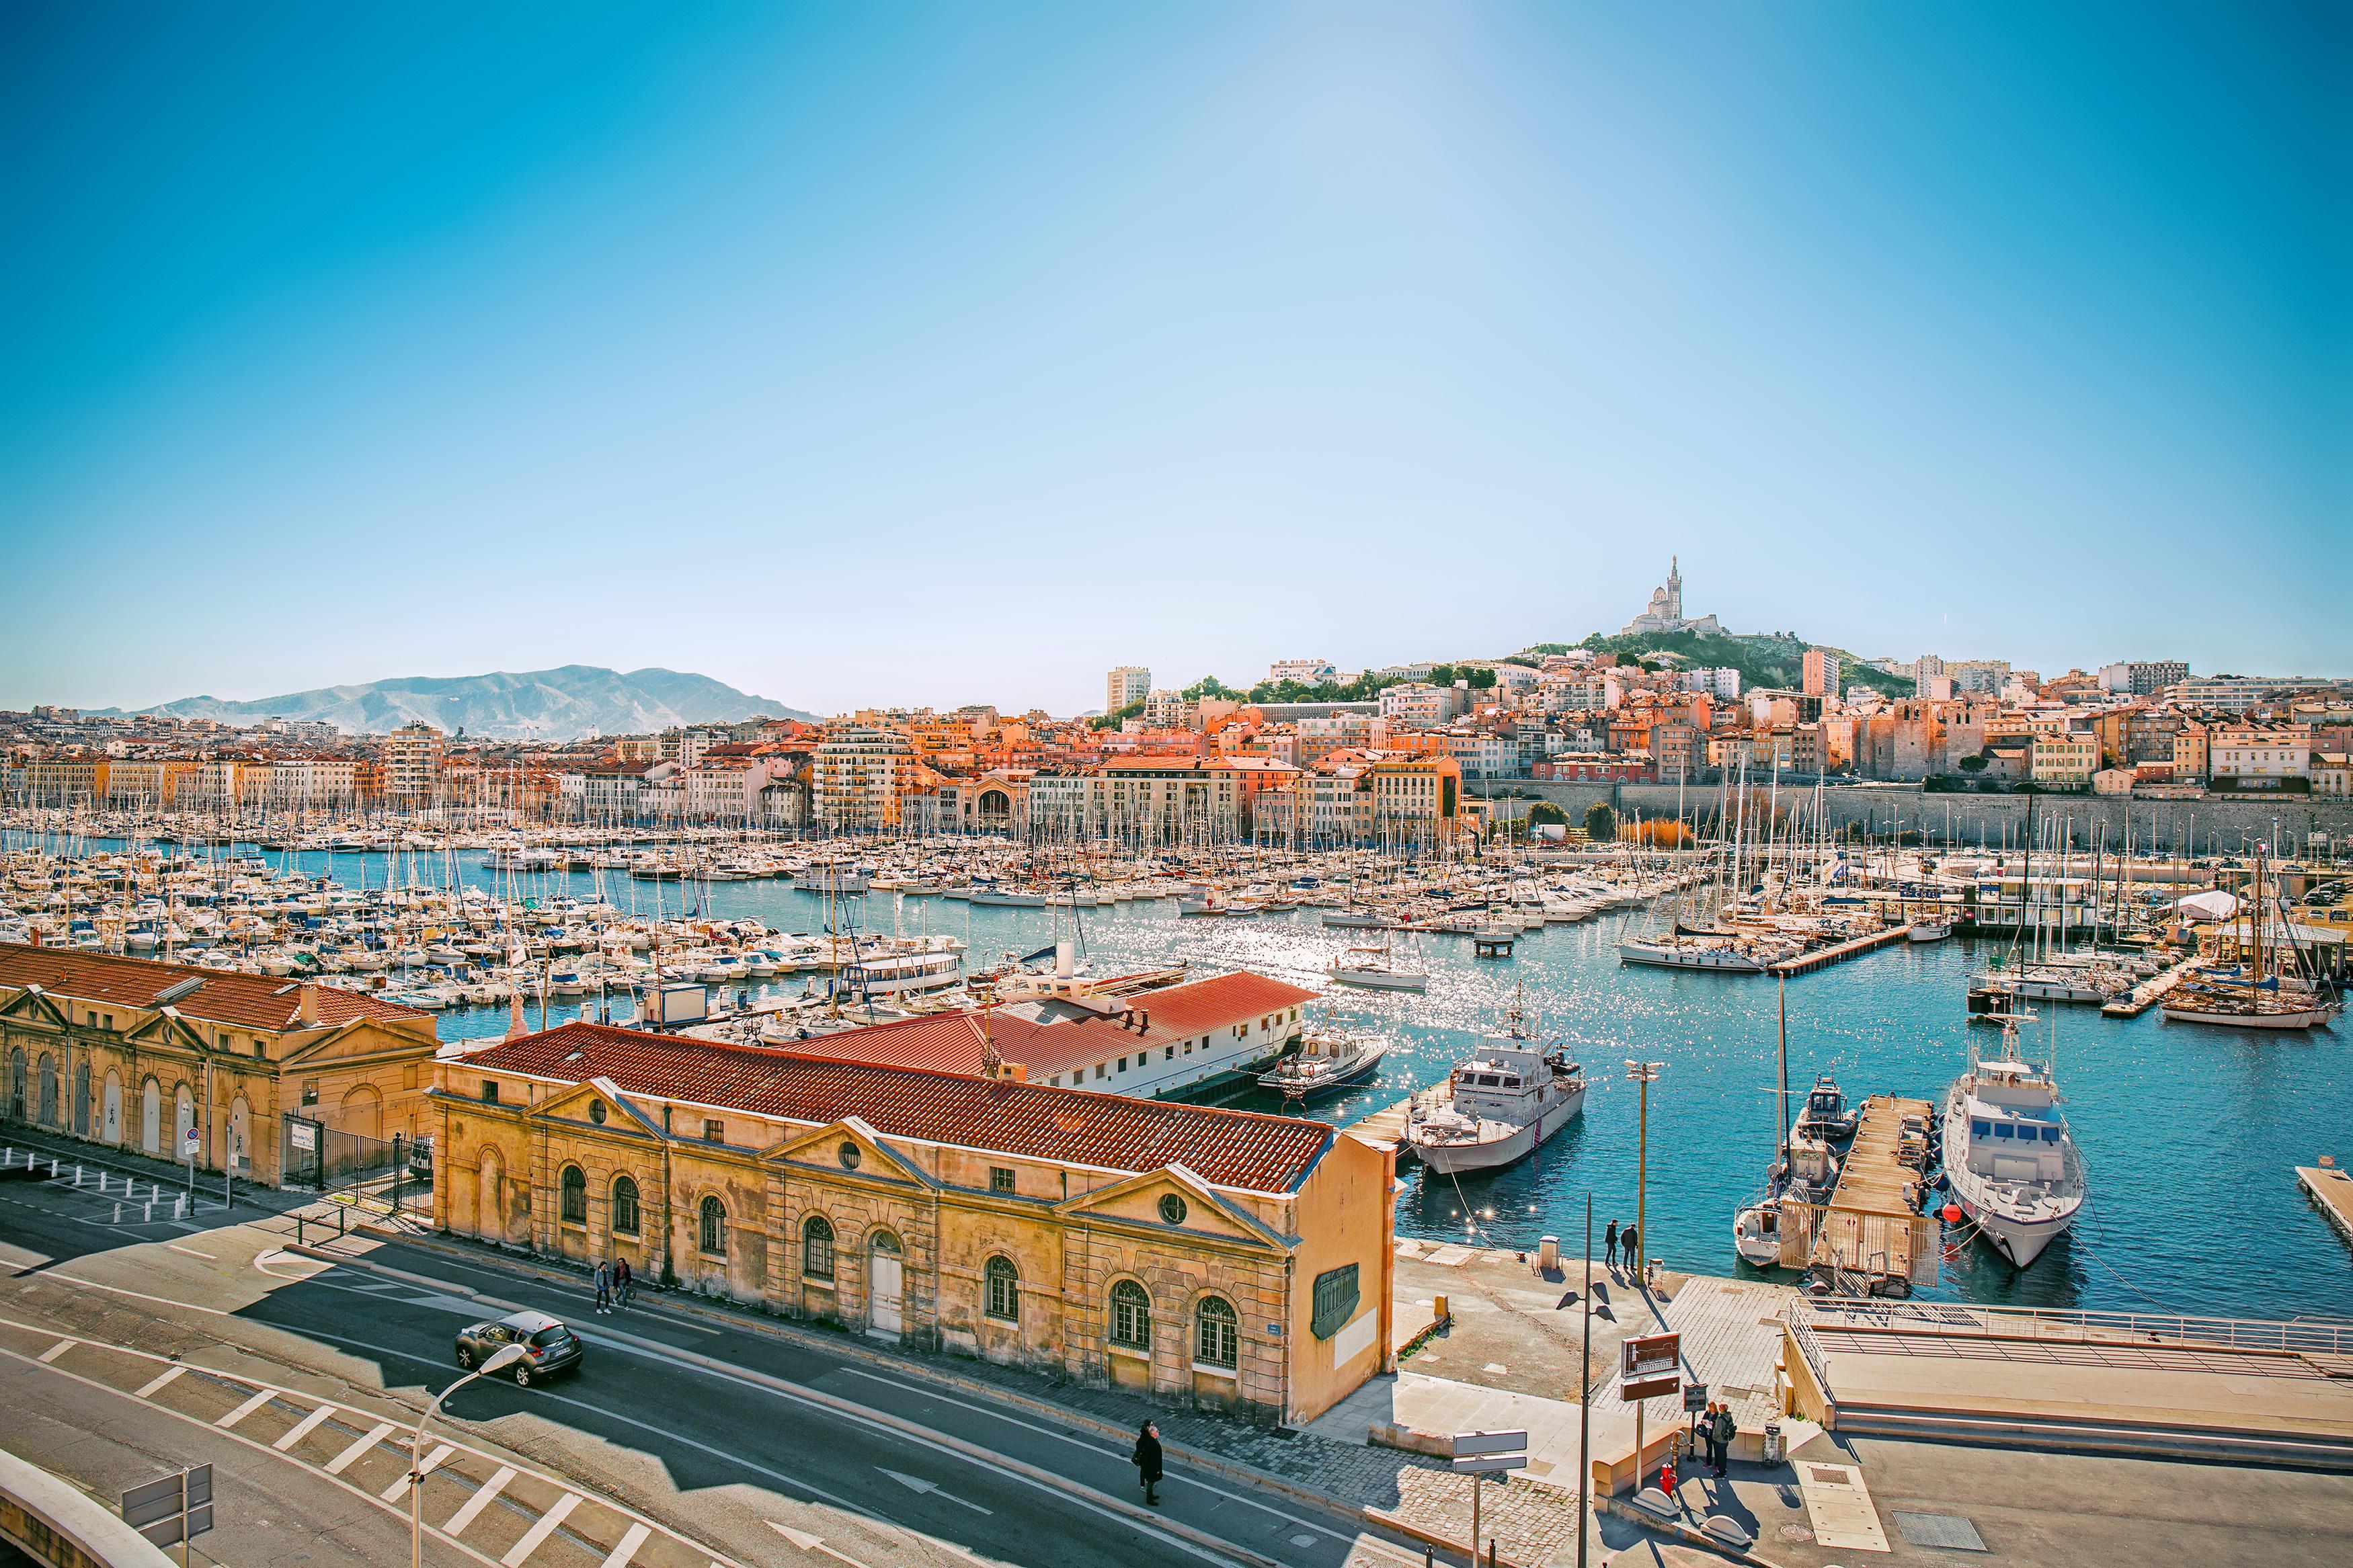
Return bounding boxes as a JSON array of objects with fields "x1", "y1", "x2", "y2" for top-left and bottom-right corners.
[{"x1": 3, "y1": 3, "x2": 2346, "y2": 715}]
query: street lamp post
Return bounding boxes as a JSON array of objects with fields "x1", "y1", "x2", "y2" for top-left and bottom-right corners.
[{"x1": 411, "y1": 1344, "x2": 526, "y2": 1568}]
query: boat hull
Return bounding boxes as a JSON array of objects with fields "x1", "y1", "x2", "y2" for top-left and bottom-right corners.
[
  {"x1": 2161, "y1": 1002, "x2": 2334, "y2": 1029},
  {"x1": 1410, "y1": 1084, "x2": 1586, "y2": 1173},
  {"x1": 1618, "y1": 941, "x2": 1765, "y2": 973}
]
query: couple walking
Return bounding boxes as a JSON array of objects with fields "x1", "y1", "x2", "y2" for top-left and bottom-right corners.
[{"x1": 592, "y1": 1257, "x2": 634, "y2": 1314}]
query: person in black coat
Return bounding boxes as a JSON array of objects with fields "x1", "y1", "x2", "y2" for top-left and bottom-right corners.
[
  {"x1": 1604, "y1": 1219, "x2": 1619, "y2": 1268},
  {"x1": 1133, "y1": 1420, "x2": 1164, "y2": 1506},
  {"x1": 1620, "y1": 1223, "x2": 1639, "y2": 1279}
]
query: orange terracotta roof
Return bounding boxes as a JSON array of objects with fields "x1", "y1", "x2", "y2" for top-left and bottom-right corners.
[
  {"x1": 0, "y1": 942, "x2": 432, "y2": 1032},
  {"x1": 459, "y1": 1020, "x2": 1334, "y2": 1192},
  {"x1": 801, "y1": 971, "x2": 1320, "y2": 1081}
]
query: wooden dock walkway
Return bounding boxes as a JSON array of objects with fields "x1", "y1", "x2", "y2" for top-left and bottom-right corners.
[
  {"x1": 1347, "y1": 1096, "x2": 1414, "y2": 1151},
  {"x1": 1807, "y1": 1094, "x2": 1937, "y2": 1293},
  {"x1": 2102, "y1": 956, "x2": 2205, "y2": 1018},
  {"x1": 2299, "y1": 1160, "x2": 2353, "y2": 1249},
  {"x1": 1771, "y1": 923, "x2": 1915, "y2": 977}
]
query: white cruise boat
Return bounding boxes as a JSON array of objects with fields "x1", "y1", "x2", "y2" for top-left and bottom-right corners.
[
  {"x1": 1940, "y1": 1014, "x2": 2086, "y2": 1268},
  {"x1": 1329, "y1": 944, "x2": 1428, "y2": 992},
  {"x1": 1403, "y1": 1005, "x2": 1585, "y2": 1174}
]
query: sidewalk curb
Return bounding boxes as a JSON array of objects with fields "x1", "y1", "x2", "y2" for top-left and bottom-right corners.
[
  {"x1": 341, "y1": 1225, "x2": 1460, "y2": 1534},
  {"x1": 289, "y1": 1241, "x2": 1287, "y2": 1568},
  {"x1": 1594, "y1": 1493, "x2": 1785, "y2": 1568}
]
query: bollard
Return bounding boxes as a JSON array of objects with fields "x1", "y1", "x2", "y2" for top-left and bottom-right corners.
[
  {"x1": 174, "y1": 1195, "x2": 186, "y2": 1221},
  {"x1": 113, "y1": 1203, "x2": 122, "y2": 1223},
  {"x1": 296, "y1": 1214, "x2": 305, "y2": 1247},
  {"x1": 73, "y1": 1165, "x2": 83, "y2": 1186},
  {"x1": 143, "y1": 1200, "x2": 153, "y2": 1222},
  {"x1": 47, "y1": 1159, "x2": 57, "y2": 1178}
]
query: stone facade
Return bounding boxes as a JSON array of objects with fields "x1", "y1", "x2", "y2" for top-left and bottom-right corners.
[{"x1": 432, "y1": 1031, "x2": 1395, "y2": 1426}]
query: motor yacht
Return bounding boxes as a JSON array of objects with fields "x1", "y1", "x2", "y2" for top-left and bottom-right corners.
[{"x1": 1940, "y1": 1012, "x2": 2087, "y2": 1268}]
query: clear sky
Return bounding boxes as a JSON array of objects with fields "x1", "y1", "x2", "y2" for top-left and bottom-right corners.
[{"x1": 3, "y1": 2, "x2": 2346, "y2": 716}]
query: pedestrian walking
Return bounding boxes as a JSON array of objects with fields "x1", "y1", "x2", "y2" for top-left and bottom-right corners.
[
  {"x1": 1712, "y1": 1403, "x2": 1738, "y2": 1477},
  {"x1": 614, "y1": 1257, "x2": 633, "y2": 1309},
  {"x1": 1131, "y1": 1420, "x2": 1164, "y2": 1507},
  {"x1": 594, "y1": 1260, "x2": 611, "y2": 1315},
  {"x1": 1603, "y1": 1219, "x2": 1619, "y2": 1268},
  {"x1": 1620, "y1": 1224, "x2": 1639, "y2": 1280}
]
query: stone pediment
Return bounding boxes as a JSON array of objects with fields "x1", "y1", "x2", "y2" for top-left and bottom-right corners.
[
  {"x1": 1058, "y1": 1163, "x2": 1290, "y2": 1252},
  {"x1": 528, "y1": 1077, "x2": 662, "y2": 1139},
  {"x1": 763, "y1": 1115, "x2": 937, "y2": 1189},
  {"x1": 278, "y1": 1016, "x2": 430, "y2": 1067}
]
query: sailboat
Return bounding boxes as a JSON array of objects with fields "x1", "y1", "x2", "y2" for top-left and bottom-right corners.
[
  {"x1": 2161, "y1": 845, "x2": 2339, "y2": 1030},
  {"x1": 1329, "y1": 936, "x2": 1429, "y2": 992},
  {"x1": 1732, "y1": 977, "x2": 1843, "y2": 1268}
]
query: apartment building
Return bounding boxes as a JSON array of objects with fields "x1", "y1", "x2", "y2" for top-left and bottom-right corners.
[
  {"x1": 812, "y1": 728, "x2": 916, "y2": 831},
  {"x1": 2030, "y1": 733, "x2": 2100, "y2": 787},
  {"x1": 1802, "y1": 650, "x2": 1841, "y2": 698},
  {"x1": 1105, "y1": 666, "x2": 1152, "y2": 715},
  {"x1": 384, "y1": 723, "x2": 446, "y2": 803},
  {"x1": 2210, "y1": 723, "x2": 2312, "y2": 786}
]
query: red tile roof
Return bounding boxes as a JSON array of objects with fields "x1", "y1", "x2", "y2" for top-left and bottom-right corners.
[
  {"x1": 0, "y1": 943, "x2": 432, "y2": 1033},
  {"x1": 800, "y1": 970, "x2": 1321, "y2": 1081},
  {"x1": 460, "y1": 1020, "x2": 1334, "y2": 1193}
]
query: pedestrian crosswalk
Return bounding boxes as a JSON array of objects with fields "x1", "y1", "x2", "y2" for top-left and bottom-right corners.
[{"x1": 0, "y1": 1311, "x2": 751, "y2": 1568}]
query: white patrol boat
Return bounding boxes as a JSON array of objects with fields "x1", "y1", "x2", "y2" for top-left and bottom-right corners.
[
  {"x1": 1403, "y1": 1001, "x2": 1585, "y2": 1174},
  {"x1": 1940, "y1": 1011, "x2": 2087, "y2": 1268}
]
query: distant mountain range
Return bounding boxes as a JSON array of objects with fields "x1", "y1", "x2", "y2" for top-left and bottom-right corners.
[{"x1": 108, "y1": 666, "x2": 815, "y2": 740}]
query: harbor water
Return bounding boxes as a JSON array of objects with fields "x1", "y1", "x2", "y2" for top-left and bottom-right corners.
[{"x1": 36, "y1": 841, "x2": 2353, "y2": 1321}]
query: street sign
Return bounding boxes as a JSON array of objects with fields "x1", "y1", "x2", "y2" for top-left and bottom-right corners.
[
  {"x1": 1684, "y1": 1383, "x2": 1711, "y2": 1413},
  {"x1": 123, "y1": 1464, "x2": 212, "y2": 1548},
  {"x1": 1450, "y1": 1430, "x2": 1530, "y2": 1459},
  {"x1": 1621, "y1": 1374, "x2": 1680, "y2": 1402},
  {"x1": 1622, "y1": 1331, "x2": 1680, "y2": 1378},
  {"x1": 182, "y1": 1127, "x2": 200, "y2": 1157},
  {"x1": 1450, "y1": 1454, "x2": 1529, "y2": 1473}
]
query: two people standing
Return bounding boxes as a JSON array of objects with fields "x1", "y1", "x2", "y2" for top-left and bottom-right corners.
[
  {"x1": 592, "y1": 1257, "x2": 635, "y2": 1315},
  {"x1": 1601, "y1": 1219, "x2": 1640, "y2": 1274}
]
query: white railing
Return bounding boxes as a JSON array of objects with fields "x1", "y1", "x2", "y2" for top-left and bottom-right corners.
[{"x1": 1799, "y1": 1296, "x2": 2353, "y2": 1358}]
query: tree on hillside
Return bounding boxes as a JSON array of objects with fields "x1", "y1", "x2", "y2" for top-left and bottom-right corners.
[
  {"x1": 1467, "y1": 667, "x2": 1497, "y2": 689},
  {"x1": 1527, "y1": 800, "x2": 1567, "y2": 826},
  {"x1": 1585, "y1": 802, "x2": 1619, "y2": 843}
]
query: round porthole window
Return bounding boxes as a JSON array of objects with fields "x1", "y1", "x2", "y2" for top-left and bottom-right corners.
[
  {"x1": 1158, "y1": 1193, "x2": 1187, "y2": 1226},
  {"x1": 588, "y1": 1102, "x2": 607, "y2": 1124},
  {"x1": 839, "y1": 1141, "x2": 861, "y2": 1170}
]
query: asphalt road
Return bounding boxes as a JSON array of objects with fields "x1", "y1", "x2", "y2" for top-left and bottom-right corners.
[{"x1": 0, "y1": 1159, "x2": 1421, "y2": 1568}]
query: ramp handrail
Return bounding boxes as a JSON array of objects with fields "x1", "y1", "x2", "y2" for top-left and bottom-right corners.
[{"x1": 1798, "y1": 1296, "x2": 2353, "y2": 1357}]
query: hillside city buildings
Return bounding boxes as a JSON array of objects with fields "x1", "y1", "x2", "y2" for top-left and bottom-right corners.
[{"x1": 9, "y1": 565, "x2": 2351, "y2": 833}]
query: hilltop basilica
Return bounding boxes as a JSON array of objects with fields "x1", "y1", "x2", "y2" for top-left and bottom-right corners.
[{"x1": 1620, "y1": 556, "x2": 1722, "y2": 636}]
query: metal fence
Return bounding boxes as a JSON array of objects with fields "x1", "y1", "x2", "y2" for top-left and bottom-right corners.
[{"x1": 278, "y1": 1114, "x2": 417, "y2": 1191}]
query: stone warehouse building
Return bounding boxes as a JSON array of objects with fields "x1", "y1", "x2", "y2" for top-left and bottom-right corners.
[
  {"x1": 433, "y1": 1022, "x2": 1395, "y2": 1425},
  {"x1": 0, "y1": 944, "x2": 438, "y2": 1184}
]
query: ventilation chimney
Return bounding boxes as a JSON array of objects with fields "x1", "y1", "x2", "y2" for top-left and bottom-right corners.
[
  {"x1": 1055, "y1": 938, "x2": 1075, "y2": 980},
  {"x1": 297, "y1": 983, "x2": 320, "y2": 1026},
  {"x1": 1139, "y1": 1009, "x2": 1150, "y2": 1033}
]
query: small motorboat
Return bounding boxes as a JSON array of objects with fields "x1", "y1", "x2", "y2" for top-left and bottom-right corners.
[{"x1": 1258, "y1": 1031, "x2": 1388, "y2": 1102}]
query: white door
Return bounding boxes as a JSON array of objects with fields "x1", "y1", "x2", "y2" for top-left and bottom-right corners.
[
  {"x1": 141, "y1": 1083, "x2": 160, "y2": 1155},
  {"x1": 868, "y1": 1232, "x2": 903, "y2": 1339},
  {"x1": 104, "y1": 1074, "x2": 121, "y2": 1143}
]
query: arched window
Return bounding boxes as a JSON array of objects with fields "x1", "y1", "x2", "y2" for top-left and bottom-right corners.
[
  {"x1": 1195, "y1": 1295, "x2": 1239, "y2": 1368},
  {"x1": 611, "y1": 1175, "x2": 640, "y2": 1236},
  {"x1": 984, "y1": 1255, "x2": 1019, "y2": 1322},
  {"x1": 36, "y1": 1053, "x2": 56, "y2": 1124},
  {"x1": 699, "y1": 1196, "x2": 727, "y2": 1256},
  {"x1": 8, "y1": 1047, "x2": 27, "y2": 1120},
  {"x1": 73, "y1": 1063, "x2": 90, "y2": 1134},
  {"x1": 802, "y1": 1214, "x2": 835, "y2": 1279},
  {"x1": 559, "y1": 1165, "x2": 587, "y2": 1225},
  {"x1": 1109, "y1": 1279, "x2": 1151, "y2": 1351}
]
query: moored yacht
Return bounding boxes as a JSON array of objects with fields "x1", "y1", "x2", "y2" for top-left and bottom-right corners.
[
  {"x1": 1940, "y1": 1013, "x2": 2087, "y2": 1268},
  {"x1": 1402, "y1": 1003, "x2": 1585, "y2": 1174},
  {"x1": 1258, "y1": 1029, "x2": 1388, "y2": 1102}
]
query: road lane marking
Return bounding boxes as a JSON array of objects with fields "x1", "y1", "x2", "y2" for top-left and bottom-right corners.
[
  {"x1": 136, "y1": 1365, "x2": 186, "y2": 1397},
  {"x1": 42, "y1": 1273, "x2": 230, "y2": 1315},
  {"x1": 275, "y1": 1403, "x2": 337, "y2": 1450},
  {"x1": 442, "y1": 1466, "x2": 517, "y2": 1536},
  {"x1": 500, "y1": 1491, "x2": 580, "y2": 1565},
  {"x1": 37, "y1": 1337, "x2": 75, "y2": 1362},
  {"x1": 598, "y1": 1520, "x2": 651, "y2": 1568},
  {"x1": 168, "y1": 1244, "x2": 217, "y2": 1260},
  {"x1": 217, "y1": 1387, "x2": 278, "y2": 1428},
  {"x1": 385, "y1": 1444, "x2": 455, "y2": 1501},
  {"x1": 325, "y1": 1421, "x2": 396, "y2": 1475},
  {"x1": 0, "y1": 1339, "x2": 516, "y2": 1568},
  {"x1": 879, "y1": 1469, "x2": 991, "y2": 1514},
  {"x1": 832, "y1": 1366, "x2": 1374, "y2": 1551}
]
